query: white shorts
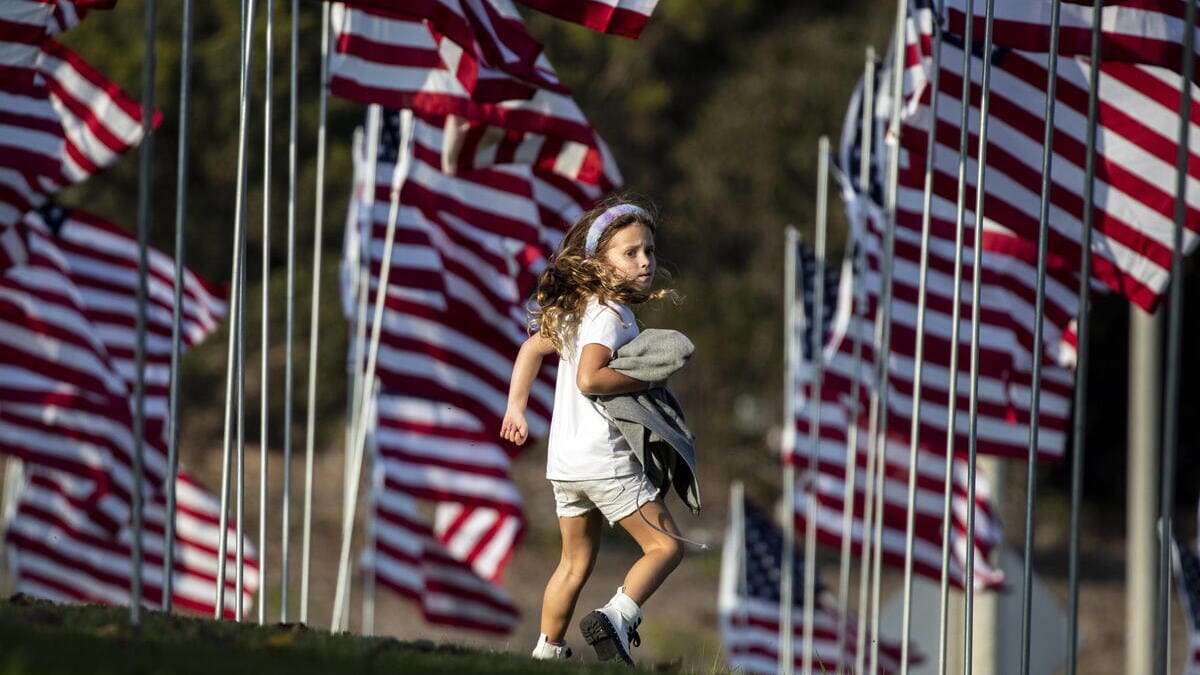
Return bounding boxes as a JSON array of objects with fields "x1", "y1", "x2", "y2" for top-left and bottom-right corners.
[{"x1": 551, "y1": 472, "x2": 660, "y2": 525}]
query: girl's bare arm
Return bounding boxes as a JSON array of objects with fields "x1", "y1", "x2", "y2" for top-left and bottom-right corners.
[
  {"x1": 501, "y1": 334, "x2": 556, "y2": 445},
  {"x1": 576, "y1": 343, "x2": 650, "y2": 396}
]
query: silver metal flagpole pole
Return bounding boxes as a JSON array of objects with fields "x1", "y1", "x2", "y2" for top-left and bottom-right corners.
[
  {"x1": 216, "y1": 0, "x2": 258, "y2": 619},
  {"x1": 1018, "y1": 1, "x2": 1064, "y2": 672},
  {"x1": 962, "y1": 0, "x2": 1003, "y2": 670},
  {"x1": 900, "y1": 0, "x2": 948, "y2": 670},
  {"x1": 345, "y1": 107, "x2": 383, "y2": 521},
  {"x1": 1064, "y1": 0, "x2": 1104, "y2": 671},
  {"x1": 130, "y1": 0, "x2": 158, "y2": 628},
  {"x1": 258, "y1": 0, "x2": 276, "y2": 626},
  {"x1": 1155, "y1": 0, "x2": 1196, "y2": 670},
  {"x1": 236, "y1": 207, "x2": 249, "y2": 622},
  {"x1": 950, "y1": 0, "x2": 979, "y2": 662},
  {"x1": 300, "y1": 0, "x2": 331, "y2": 626},
  {"x1": 331, "y1": 109, "x2": 413, "y2": 633},
  {"x1": 800, "y1": 135, "x2": 831, "y2": 675},
  {"x1": 162, "y1": 0, "x2": 193, "y2": 615},
  {"x1": 279, "y1": 0, "x2": 300, "y2": 625},
  {"x1": 781, "y1": 224, "x2": 799, "y2": 675},
  {"x1": 851, "y1": 47, "x2": 879, "y2": 675},
  {"x1": 874, "y1": 0, "x2": 907, "y2": 669}
]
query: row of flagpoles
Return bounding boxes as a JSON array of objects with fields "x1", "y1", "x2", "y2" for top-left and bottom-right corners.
[
  {"x1": 5, "y1": 0, "x2": 1200, "y2": 673},
  {"x1": 0, "y1": 0, "x2": 664, "y2": 640},
  {"x1": 747, "y1": 0, "x2": 1200, "y2": 673}
]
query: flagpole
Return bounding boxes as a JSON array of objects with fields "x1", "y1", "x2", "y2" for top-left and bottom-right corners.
[
  {"x1": 279, "y1": 0, "x2": 300, "y2": 625},
  {"x1": 331, "y1": 109, "x2": 413, "y2": 633},
  {"x1": 851, "y1": 48, "x2": 880, "y2": 675},
  {"x1": 1155, "y1": 0, "x2": 1196, "y2": 669},
  {"x1": 950, "y1": 0, "x2": 979, "y2": 662},
  {"x1": 918, "y1": 0, "x2": 969, "y2": 668},
  {"x1": 962, "y1": 0, "x2": 1003, "y2": 669},
  {"x1": 128, "y1": 0, "x2": 159, "y2": 627},
  {"x1": 300, "y1": 0, "x2": 331, "y2": 626},
  {"x1": 876, "y1": 0, "x2": 906, "y2": 669},
  {"x1": 162, "y1": 0, "x2": 193, "y2": 615},
  {"x1": 217, "y1": 0, "x2": 258, "y2": 620},
  {"x1": 1064, "y1": 0, "x2": 1104, "y2": 671},
  {"x1": 780, "y1": 224, "x2": 798, "y2": 675},
  {"x1": 346, "y1": 106, "x2": 383, "y2": 522},
  {"x1": 1015, "y1": 1, "x2": 1065, "y2": 671},
  {"x1": 900, "y1": 0, "x2": 948, "y2": 670},
  {"x1": 258, "y1": 0, "x2": 276, "y2": 626},
  {"x1": 800, "y1": 135, "x2": 831, "y2": 675}
]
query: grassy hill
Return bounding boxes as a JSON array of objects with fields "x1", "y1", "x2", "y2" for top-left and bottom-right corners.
[{"x1": 0, "y1": 596, "x2": 659, "y2": 675}]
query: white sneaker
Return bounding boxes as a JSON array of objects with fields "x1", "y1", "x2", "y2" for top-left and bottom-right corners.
[
  {"x1": 531, "y1": 633, "x2": 572, "y2": 660},
  {"x1": 579, "y1": 606, "x2": 641, "y2": 666}
]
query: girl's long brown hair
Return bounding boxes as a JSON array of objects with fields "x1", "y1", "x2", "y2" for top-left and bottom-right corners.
[{"x1": 529, "y1": 196, "x2": 675, "y2": 356}]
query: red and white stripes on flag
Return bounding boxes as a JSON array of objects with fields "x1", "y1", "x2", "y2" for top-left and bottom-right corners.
[
  {"x1": 789, "y1": 226, "x2": 1006, "y2": 590},
  {"x1": 515, "y1": 0, "x2": 660, "y2": 38},
  {"x1": 338, "y1": 0, "x2": 566, "y2": 102},
  {"x1": 7, "y1": 467, "x2": 258, "y2": 619},
  {"x1": 0, "y1": 208, "x2": 250, "y2": 616},
  {"x1": 0, "y1": 0, "x2": 94, "y2": 86},
  {"x1": 943, "y1": 0, "x2": 1200, "y2": 81},
  {"x1": 45, "y1": 205, "x2": 227, "y2": 454},
  {"x1": 0, "y1": 39, "x2": 155, "y2": 228},
  {"x1": 0, "y1": 217, "x2": 140, "y2": 526},
  {"x1": 900, "y1": 28, "x2": 1200, "y2": 312},
  {"x1": 372, "y1": 393, "x2": 524, "y2": 586},
  {"x1": 368, "y1": 480, "x2": 518, "y2": 633},
  {"x1": 328, "y1": 2, "x2": 619, "y2": 185}
]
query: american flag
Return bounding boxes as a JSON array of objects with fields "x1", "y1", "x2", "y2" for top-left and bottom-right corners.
[
  {"x1": 337, "y1": 0, "x2": 567, "y2": 101},
  {"x1": 7, "y1": 467, "x2": 258, "y2": 618},
  {"x1": 328, "y1": 2, "x2": 619, "y2": 186},
  {"x1": 1, "y1": 208, "x2": 256, "y2": 616},
  {"x1": 899, "y1": 13, "x2": 1200, "y2": 313},
  {"x1": 943, "y1": 0, "x2": 1200, "y2": 81},
  {"x1": 718, "y1": 489, "x2": 916, "y2": 674},
  {"x1": 1174, "y1": 534, "x2": 1200, "y2": 675},
  {"x1": 346, "y1": 106, "x2": 605, "y2": 630},
  {"x1": 790, "y1": 226, "x2": 1007, "y2": 591},
  {"x1": 0, "y1": 214, "x2": 141, "y2": 527},
  {"x1": 837, "y1": 67, "x2": 1075, "y2": 465},
  {"x1": 0, "y1": 38, "x2": 156, "y2": 228},
  {"x1": 514, "y1": 0, "x2": 660, "y2": 39}
]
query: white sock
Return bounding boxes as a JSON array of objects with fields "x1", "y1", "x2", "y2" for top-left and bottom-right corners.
[{"x1": 605, "y1": 586, "x2": 642, "y2": 626}]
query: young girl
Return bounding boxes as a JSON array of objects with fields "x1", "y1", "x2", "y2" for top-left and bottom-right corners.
[{"x1": 500, "y1": 199, "x2": 685, "y2": 666}]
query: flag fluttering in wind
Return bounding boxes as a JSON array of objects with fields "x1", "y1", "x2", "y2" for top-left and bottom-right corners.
[
  {"x1": 942, "y1": 0, "x2": 1200, "y2": 82},
  {"x1": 342, "y1": 0, "x2": 569, "y2": 99},
  {"x1": 1, "y1": 207, "x2": 255, "y2": 617},
  {"x1": 0, "y1": 39, "x2": 156, "y2": 229},
  {"x1": 899, "y1": 34, "x2": 1200, "y2": 313},
  {"x1": 719, "y1": 489, "x2": 918, "y2": 674},
  {"x1": 789, "y1": 236, "x2": 1007, "y2": 590},
  {"x1": 514, "y1": 0, "x2": 660, "y2": 38},
  {"x1": 328, "y1": 2, "x2": 620, "y2": 185}
]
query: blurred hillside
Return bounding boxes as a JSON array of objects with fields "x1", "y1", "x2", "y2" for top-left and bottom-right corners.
[{"x1": 55, "y1": 0, "x2": 1200, "y2": 559}]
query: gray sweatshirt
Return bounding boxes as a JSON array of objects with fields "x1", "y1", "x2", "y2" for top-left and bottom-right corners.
[{"x1": 590, "y1": 329, "x2": 700, "y2": 513}]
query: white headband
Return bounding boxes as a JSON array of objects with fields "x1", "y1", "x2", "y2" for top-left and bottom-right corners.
[{"x1": 584, "y1": 204, "x2": 650, "y2": 256}]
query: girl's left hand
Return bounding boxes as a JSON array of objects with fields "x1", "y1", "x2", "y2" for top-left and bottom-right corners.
[{"x1": 500, "y1": 408, "x2": 529, "y2": 446}]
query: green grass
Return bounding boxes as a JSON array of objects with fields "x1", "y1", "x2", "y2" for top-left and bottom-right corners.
[{"x1": 0, "y1": 596, "x2": 649, "y2": 675}]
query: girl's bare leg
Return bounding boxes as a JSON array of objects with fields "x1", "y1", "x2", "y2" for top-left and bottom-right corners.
[
  {"x1": 617, "y1": 498, "x2": 684, "y2": 605},
  {"x1": 540, "y1": 510, "x2": 603, "y2": 642}
]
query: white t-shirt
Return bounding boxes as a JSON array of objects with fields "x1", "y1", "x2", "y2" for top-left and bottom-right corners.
[{"x1": 545, "y1": 297, "x2": 641, "y2": 481}]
